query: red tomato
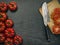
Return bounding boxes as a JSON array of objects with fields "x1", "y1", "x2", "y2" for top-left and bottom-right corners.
[
  {"x1": 52, "y1": 25, "x2": 60, "y2": 34},
  {"x1": 54, "y1": 17, "x2": 60, "y2": 25},
  {"x1": 8, "y1": 1, "x2": 17, "y2": 11},
  {"x1": 0, "y1": 2, "x2": 7, "y2": 12},
  {"x1": 5, "y1": 28, "x2": 15, "y2": 38},
  {"x1": 0, "y1": 12, "x2": 7, "y2": 21},
  {"x1": 5, "y1": 19, "x2": 14, "y2": 28},
  {"x1": 51, "y1": 8, "x2": 60, "y2": 21},
  {"x1": 14, "y1": 35, "x2": 23, "y2": 45},
  {"x1": 51, "y1": 8, "x2": 60, "y2": 25},
  {"x1": 5, "y1": 38, "x2": 13, "y2": 45},
  {"x1": 0, "y1": 33, "x2": 5, "y2": 43},
  {"x1": 54, "y1": 8, "x2": 60, "y2": 15},
  {"x1": 0, "y1": 22, "x2": 5, "y2": 32},
  {"x1": 51, "y1": 11, "x2": 59, "y2": 21}
]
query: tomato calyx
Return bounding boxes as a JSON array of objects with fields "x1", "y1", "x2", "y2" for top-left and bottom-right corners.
[
  {"x1": 1, "y1": 6, "x2": 4, "y2": 8},
  {"x1": 0, "y1": 15, "x2": 3, "y2": 18},
  {"x1": 8, "y1": 41, "x2": 11, "y2": 44},
  {"x1": 7, "y1": 22, "x2": 10, "y2": 25},
  {"x1": 8, "y1": 32, "x2": 11, "y2": 34},
  {"x1": 11, "y1": 4, "x2": 14, "y2": 7}
]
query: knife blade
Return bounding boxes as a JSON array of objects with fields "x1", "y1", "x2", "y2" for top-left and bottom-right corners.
[{"x1": 42, "y1": 2, "x2": 50, "y2": 42}]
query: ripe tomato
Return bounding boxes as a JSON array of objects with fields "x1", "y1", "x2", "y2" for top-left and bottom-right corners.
[
  {"x1": 0, "y1": 12, "x2": 7, "y2": 21},
  {"x1": 51, "y1": 11, "x2": 59, "y2": 21},
  {"x1": 5, "y1": 28, "x2": 15, "y2": 38},
  {"x1": 51, "y1": 8, "x2": 60, "y2": 20},
  {"x1": 5, "y1": 19, "x2": 14, "y2": 28},
  {"x1": 14, "y1": 35, "x2": 23, "y2": 45},
  {"x1": 54, "y1": 17, "x2": 60, "y2": 25},
  {"x1": 0, "y1": 22, "x2": 5, "y2": 32},
  {"x1": 0, "y1": 2, "x2": 7, "y2": 12},
  {"x1": 5, "y1": 38, "x2": 13, "y2": 45},
  {"x1": 52, "y1": 25, "x2": 60, "y2": 34},
  {"x1": 54, "y1": 8, "x2": 60, "y2": 15},
  {"x1": 51, "y1": 8, "x2": 60, "y2": 25},
  {"x1": 0, "y1": 33, "x2": 5, "y2": 43},
  {"x1": 8, "y1": 1, "x2": 17, "y2": 11}
]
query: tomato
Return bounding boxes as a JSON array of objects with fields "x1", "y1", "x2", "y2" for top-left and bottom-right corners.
[
  {"x1": 5, "y1": 38, "x2": 13, "y2": 45},
  {"x1": 14, "y1": 35, "x2": 23, "y2": 45},
  {"x1": 54, "y1": 8, "x2": 60, "y2": 15},
  {"x1": 51, "y1": 8, "x2": 60, "y2": 20},
  {"x1": 5, "y1": 28, "x2": 15, "y2": 38},
  {"x1": 0, "y1": 33, "x2": 5, "y2": 43},
  {"x1": 0, "y1": 12, "x2": 7, "y2": 21},
  {"x1": 54, "y1": 17, "x2": 60, "y2": 25},
  {"x1": 0, "y1": 2, "x2": 7, "y2": 12},
  {"x1": 5, "y1": 19, "x2": 14, "y2": 28},
  {"x1": 8, "y1": 1, "x2": 17, "y2": 11},
  {"x1": 51, "y1": 13, "x2": 59, "y2": 21},
  {"x1": 0, "y1": 22, "x2": 5, "y2": 32},
  {"x1": 52, "y1": 25, "x2": 60, "y2": 34},
  {"x1": 51, "y1": 8, "x2": 60, "y2": 25}
]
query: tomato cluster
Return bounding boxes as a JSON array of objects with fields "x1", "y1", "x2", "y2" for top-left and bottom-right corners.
[
  {"x1": 0, "y1": 1, "x2": 23, "y2": 45},
  {"x1": 51, "y1": 8, "x2": 60, "y2": 34},
  {"x1": 0, "y1": 1, "x2": 17, "y2": 12}
]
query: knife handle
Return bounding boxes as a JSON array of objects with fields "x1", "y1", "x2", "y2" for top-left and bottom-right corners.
[{"x1": 45, "y1": 26, "x2": 51, "y2": 42}]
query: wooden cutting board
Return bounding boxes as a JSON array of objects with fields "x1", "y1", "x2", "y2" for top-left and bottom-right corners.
[{"x1": 39, "y1": 0, "x2": 60, "y2": 34}]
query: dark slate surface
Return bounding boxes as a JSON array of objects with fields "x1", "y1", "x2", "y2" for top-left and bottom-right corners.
[{"x1": 0, "y1": 0, "x2": 60, "y2": 45}]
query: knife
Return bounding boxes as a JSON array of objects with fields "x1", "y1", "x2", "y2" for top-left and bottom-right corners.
[{"x1": 42, "y1": 2, "x2": 50, "y2": 42}]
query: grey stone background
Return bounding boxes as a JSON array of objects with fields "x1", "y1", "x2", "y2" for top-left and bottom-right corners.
[{"x1": 0, "y1": 0, "x2": 60, "y2": 45}]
